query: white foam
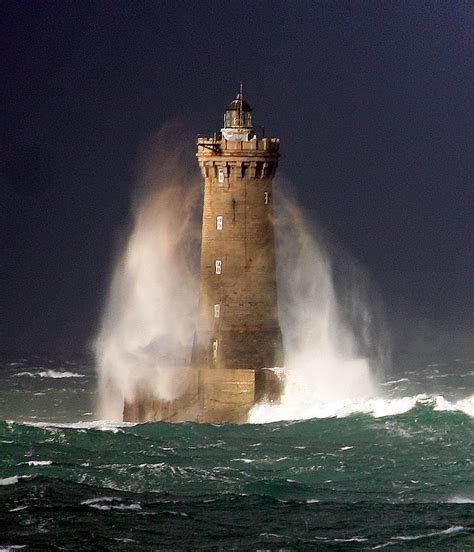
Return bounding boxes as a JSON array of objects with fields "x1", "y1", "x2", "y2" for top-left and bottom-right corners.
[
  {"x1": 393, "y1": 525, "x2": 465, "y2": 541},
  {"x1": 14, "y1": 372, "x2": 38, "y2": 377},
  {"x1": 376, "y1": 523, "x2": 466, "y2": 547},
  {"x1": 249, "y1": 392, "x2": 474, "y2": 423},
  {"x1": 447, "y1": 495, "x2": 474, "y2": 504},
  {"x1": 113, "y1": 503, "x2": 141, "y2": 511},
  {"x1": 81, "y1": 497, "x2": 114, "y2": 505},
  {"x1": 434, "y1": 394, "x2": 474, "y2": 417},
  {"x1": 23, "y1": 460, "x2": 52, "y2": 466},
  {"x1": 0, "y1": 476, "x2": 19, "y2": 486},
  {"x1": 37, "y1": 369, "x2": 85, "y2": 378},
  {"x1": 81, "y1": 497, "x2": 114, "y2": 510},
  {"x1": 81, "y1": 497, "x2": 141, "y2": 511},
  {"x1": 83, "y1": 504, "x2": 112, "y2": 510},
  {"x1": 14, "y1": 370, "x2": 85, "y2": 379},
  {"x1": 25, "y1": 420, "x2": 135, "y2": 430},
  {"x1": 9, "y1": 506, "x2": 28, "y2": 512},
  {"x1": 249, "y1": 395, "x2": 410, "y2": 423},
  {"x1": 367, "y1": 396, "x2": 421, "y2": 418},
  {"x1": 380, "y1": 378, "x2": 409, "y2": 386}
]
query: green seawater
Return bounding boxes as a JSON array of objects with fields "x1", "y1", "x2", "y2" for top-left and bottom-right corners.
[{"x1": 0, "y1": 356, "x2": 473, "y2": 550}]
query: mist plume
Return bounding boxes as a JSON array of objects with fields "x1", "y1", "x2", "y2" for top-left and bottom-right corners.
[
  {"x1": 95, "y1": 130, "x2": 387, "y2": 421},
  {"x1": 249, "y1": 183, "x2": 387, "y2": 422},
  {"x1": 95, "y1": 128, "x2": 201, "y2": 419}
]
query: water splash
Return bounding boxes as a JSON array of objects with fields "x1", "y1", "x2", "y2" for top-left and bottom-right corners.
[
  {"x1": 95, "y1": 131, "x2": 387, "y2": 421},
  {"x1": 94, "y1": 129, "x2": 201, "y2": 419},
  {"x1": 249, "y1": 185, "x2": 387, "y2": 423}
]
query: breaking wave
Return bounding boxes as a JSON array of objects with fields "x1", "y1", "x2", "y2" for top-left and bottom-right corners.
[
  {"x1": 14, "y1": 370, "x2": 85, "y2": 379},
  {"x1": 249, "y1": 392, "x2": 474, "y2": 423}
]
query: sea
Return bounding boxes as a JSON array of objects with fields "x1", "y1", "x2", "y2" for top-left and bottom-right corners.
[{"x1": 1, "y1": 354, "x2": 473, "y2": 550}]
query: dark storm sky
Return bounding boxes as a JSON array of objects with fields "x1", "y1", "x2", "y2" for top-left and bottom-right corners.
[{"x1": 1, "y1": 1, "x2": 472, "y2": 355}]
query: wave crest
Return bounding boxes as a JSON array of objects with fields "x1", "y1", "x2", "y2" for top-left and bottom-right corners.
[
  {"x1": 14, "y1": 370, "x2": 85, "y2": 379},
  {"x1": 249, "y1": 393, "x2": 474, "y2": 423}
]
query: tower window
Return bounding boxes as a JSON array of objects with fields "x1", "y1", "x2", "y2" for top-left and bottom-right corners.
[
  {"x1": 218, "y1": 168, "x2": 225, "y2": 183},
  {"x1": 215, "y1": 260, "x2": 222, "y2": 274},
  {"x1": 214, "y1": 304, "x2": 220, "y2": 318},
  {"x1": 216, "y1": 216, "x2": 223, "y2": 230},
  {"x1": 264, "y1": 191, "x2": 269, "y2": 205},
  {"x1": 212, "y1": 339, "x2": 218, "y2": 359}
]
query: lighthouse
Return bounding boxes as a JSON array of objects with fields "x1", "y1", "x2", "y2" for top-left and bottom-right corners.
[
  {"x1": 192, "y1": 89, "x2": 283, "y2": 373},
  {"x1": 123, "y1": 89, "x2": 284, "y2": 423}
]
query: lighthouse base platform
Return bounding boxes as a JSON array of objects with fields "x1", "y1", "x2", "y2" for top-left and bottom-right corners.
[{"x1": 123, "y1": 368, "x2": 283, "y2": 424}]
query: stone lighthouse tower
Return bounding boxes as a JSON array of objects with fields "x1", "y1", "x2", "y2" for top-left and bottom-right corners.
[
  {"x1": 192, "y1": 89, "x2": 283, "y2": 374},
  {"x1": 123, "y1": 89, "x2": 283, "y2": 423}
]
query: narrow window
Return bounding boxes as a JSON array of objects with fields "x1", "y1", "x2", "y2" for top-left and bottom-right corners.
[
  {"x1": 216, "y1": 215, "x2": 223, "y2": 230},
  {"x1": 264, "y1": 191, "x2": 269, "y2": 205},
  {"x1": 215, "y1": 259, "x2": 222, "y2": 274},
  {"x1": 218, "y1": 168, "x2": 225, "y2": 183},
  {"x1": 214, "y1": 304, "x2": 220, "y2": 318},
  {"x1": 212, "y1": 339, "x2": 218, "y2": 359}
]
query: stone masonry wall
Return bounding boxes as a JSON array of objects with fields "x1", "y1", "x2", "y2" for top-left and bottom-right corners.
[{"x1": 192, "y1": 138, "x2": 284, "y2": 372}]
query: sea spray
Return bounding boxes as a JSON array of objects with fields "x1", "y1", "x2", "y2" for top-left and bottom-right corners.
[
  {"x1": 250, "y1": 184, "x2": 387, "y2": 422},
  {"x1": 95, "y1": 128, "x2": 201, "y2": 419},
  {"x1": 94, "y1": 130, "x2": 387, "y2": 421}
]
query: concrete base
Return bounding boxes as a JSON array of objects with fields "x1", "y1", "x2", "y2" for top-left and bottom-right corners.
[{"x1": 123, "y1": 367, "x2": 283, "y2": 424}]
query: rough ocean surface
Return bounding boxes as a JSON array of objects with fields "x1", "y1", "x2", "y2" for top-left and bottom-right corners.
[{"x1": 0, "y1": 355, "x2": 473, "y2": 550}]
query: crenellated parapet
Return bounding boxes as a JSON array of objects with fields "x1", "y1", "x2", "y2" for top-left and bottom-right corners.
[
  {"x1": 197, "y1": 136, "x2": 279, "y2": 154},
  {"x1": 196, "y1": 137, "x2": 279, "y2": 180}
]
